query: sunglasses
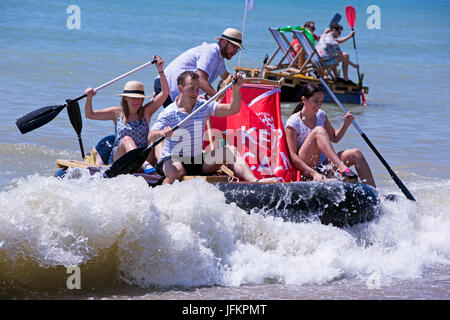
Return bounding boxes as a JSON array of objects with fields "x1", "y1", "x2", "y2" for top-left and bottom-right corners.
[
  {"x1": 308, "y1": 25, "x2": 315, "y2": 31},
  {"x1": 228, "y1": 42, "x2": 241, "y2": 52}
]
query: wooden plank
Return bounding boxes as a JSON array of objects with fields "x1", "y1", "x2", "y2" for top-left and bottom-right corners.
[
  {"x1": 243, "y1": 77, "x2": 282, "y2": 88},
  {"x1": 56, "y1": 159, "x2": 107, "y2": 169},
  {"x1": 180, "y1": 176, "x2": 230, "y2": 183}
]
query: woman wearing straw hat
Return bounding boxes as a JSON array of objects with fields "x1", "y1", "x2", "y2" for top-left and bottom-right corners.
[
  {"x1": 84, "y1": 56, "x2": 169, "y2": 173},
  {"x1": 154, "y1": 27, "x2": 243, "y2": 108}
]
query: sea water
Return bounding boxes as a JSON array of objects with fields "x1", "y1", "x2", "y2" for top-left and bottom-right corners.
[{"x1": 0, "y1": 0, "x2": 449, "y2": 299}]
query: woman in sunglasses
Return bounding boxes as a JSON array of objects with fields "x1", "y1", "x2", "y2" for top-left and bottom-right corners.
[{"x1": 303, "y1": 21, "x2": 321, "y2": 41}]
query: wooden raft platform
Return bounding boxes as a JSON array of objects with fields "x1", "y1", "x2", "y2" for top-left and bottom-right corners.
[
  {"x1": 56, "y1": 159, "x2": 232, "y2": 184},
  {"x1": 235, "y1": 66, "x2": 368, "y2": 103}
]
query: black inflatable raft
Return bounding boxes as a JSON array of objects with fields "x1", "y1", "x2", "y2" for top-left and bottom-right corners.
[
  {"x1": 55, "y1": 164, "x2": 385, "y2": 227},
  {"x1": 214, "y1": 180, "x2": 381, "y2": 227},
  {"x1": 55, "y1": 135, "x2": 389, "y2": 228}
]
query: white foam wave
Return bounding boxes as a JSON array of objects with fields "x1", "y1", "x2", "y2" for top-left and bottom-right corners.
[{"x1": 0, "y1": 170, "x2": 449, "y2": 290}]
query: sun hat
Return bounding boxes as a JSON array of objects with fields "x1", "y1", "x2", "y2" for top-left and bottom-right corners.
[
  {"x1": 216, "y1": 27, "x2": 244, "y2": 49},
  {"x1": 116, "y1": 81, "x2": 151, "y2": 98}
]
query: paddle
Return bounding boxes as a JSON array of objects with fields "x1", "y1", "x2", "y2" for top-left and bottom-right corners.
[
  {"x1": 15, "y1": 58, "x2": 158, "y2": 134},
  {"x1": 314, "y1": 71, "x2": 416, "y2": 201},
  {"x1": 104, "y1": 78, "x2": 238, "y2": 178},
  {"x1": 345, "y1": 6, "x2": 367, "y2": 106},
  {"x1": 66, "y1": 99, "x2": 85, "y2": 158},
  {"x1": 329, "y1": 13, "x2": 342, "y2": 28}
]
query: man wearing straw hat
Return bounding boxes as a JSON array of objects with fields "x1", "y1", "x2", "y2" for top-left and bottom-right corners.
[{"x1": 154, "y1": 27, "x2": 243, "y2": 108}]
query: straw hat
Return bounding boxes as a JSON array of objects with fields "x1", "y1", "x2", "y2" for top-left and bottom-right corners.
[
  {"x1": 216, "y1": 27, "x2": 244, "y2": 49},
  {"x1": 116, "y1": 81, "x2": 151, "y2": 98}
]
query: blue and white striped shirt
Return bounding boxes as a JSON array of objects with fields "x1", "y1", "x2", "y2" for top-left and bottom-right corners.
[{"x1": 151, "y1": 99, "x2": 218, "y2": 158}]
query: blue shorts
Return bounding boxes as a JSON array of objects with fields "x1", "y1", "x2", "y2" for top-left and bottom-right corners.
[
  {"x1": 156, "y1": 154, "x2": 205, "y2": 177},
  {"x1": 95, "y1": 135, "x2": 115, "y2": 164},
  {"x1": 324, "y1": 57, "x2": 337, "y2": 67}
]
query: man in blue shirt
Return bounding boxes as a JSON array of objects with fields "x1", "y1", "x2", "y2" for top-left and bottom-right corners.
[{"x1": 154, "y1": 28, "x2": 243, "y2": 108}]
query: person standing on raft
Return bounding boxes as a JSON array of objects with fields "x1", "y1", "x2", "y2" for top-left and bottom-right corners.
[
  {"x1": 285, "y1": 83, "x2": 376, "y2": 187},
  {"x1": 153, "y1": 27, "x2": 243, "y2": 108}
]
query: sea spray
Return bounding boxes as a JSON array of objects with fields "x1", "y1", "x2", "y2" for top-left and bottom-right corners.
[{"x1": 0, "y1": 170, "x2": 449, "y2": 296}]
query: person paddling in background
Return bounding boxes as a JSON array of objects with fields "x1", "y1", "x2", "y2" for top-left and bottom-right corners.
[
  {"x1": 315, "y1": 23, "x2": 359, "y2": 85},
  {"x1": 285, "y1": 83, "x2": 376, "y2": 187},
  {"x1": 149, "y1": 71, "x2": 277, "y2": 184},
  {"x1": 84, "y1": 56, "x2": 169, "y2": 173}
]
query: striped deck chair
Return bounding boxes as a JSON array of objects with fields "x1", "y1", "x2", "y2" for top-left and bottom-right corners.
[
  {"x1": 292, "y1": 29, "x2": 337, "y2": 80},
  {"x1": 265, "y1": 27, "x2": 303, "y2": 72}
]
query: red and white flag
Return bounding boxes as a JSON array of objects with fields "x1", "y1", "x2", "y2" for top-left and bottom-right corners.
[{"x1": 209, "y1": 83, "x2": 297, "y2": 182}]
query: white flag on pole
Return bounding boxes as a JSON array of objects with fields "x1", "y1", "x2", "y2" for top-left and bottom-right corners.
[{"x1": 246, "y1": 0, "x2": 255, "y2": 10}]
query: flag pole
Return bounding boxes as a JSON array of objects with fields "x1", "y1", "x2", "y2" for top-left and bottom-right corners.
[{"x1": 238, "y1": 0, "x2": 248, "y2": 67}]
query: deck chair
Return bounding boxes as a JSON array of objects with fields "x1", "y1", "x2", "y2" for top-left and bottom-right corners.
[
  {"x1": 265, "y1": 27, "x2": 304, "y2": 73},
  {"x1": 291, "y1": 29, "x2": 338, "y2": 81}
]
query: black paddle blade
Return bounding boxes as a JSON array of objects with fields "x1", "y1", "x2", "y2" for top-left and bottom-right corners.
[
  {"x1": 330, "y1": 13, "x2": 342, "y2": 28},
  {"x1": 15, "y1": 104, "x2": 66, "y2": 134},
  {"x1": 103, "y1": 146, "x2": 151, "y2": 178},
  {"x1": 66, "y1": 99, "x2": 85, "y2": 158},
  {"x1": 66, "y1": 99, "x2": 82, "y2": 135}
]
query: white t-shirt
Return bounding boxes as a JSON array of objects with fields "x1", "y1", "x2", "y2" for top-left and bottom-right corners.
[
  {"x1": 286, "y1": 109, "x2": 327, "y2": 151},
  {"x1": 161, "y1": 42, "x2": 227, "y2": 101}
]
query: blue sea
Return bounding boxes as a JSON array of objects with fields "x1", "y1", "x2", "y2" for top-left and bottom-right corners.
[{"x1": 0, "y1": 0, "x2": 449, "y2": 300}]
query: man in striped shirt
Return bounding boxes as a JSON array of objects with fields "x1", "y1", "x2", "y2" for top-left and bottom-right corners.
[
  {"x1": 149, "y1": 71, "x2": 277, "y2": 184},
  {"x1": 153, "y1": 28, "x2": 243, "y2": 108}
]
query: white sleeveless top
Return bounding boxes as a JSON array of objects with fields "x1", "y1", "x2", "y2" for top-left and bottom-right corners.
[{"x1": 286, "y1": 109, "x2": 327, "y2": 152}]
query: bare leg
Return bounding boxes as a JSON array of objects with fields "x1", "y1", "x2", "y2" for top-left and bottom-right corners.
[
  {"x1": 299, "y1": 126, "x2": 348, "y2": 172},
  {"x1": 113, "y1": 136, "x2": 151, "y2": 171},
  {"x1": 145, "y1": 147, "x2": 157, "y2": 166},
  {"x1": 162, "y1": 159, "x2": 185, "y2": 184},
  {"x1": 92, "y1": 148, "x2": 104, "y2": 165},
  {"x1": 203, "y1": 145, "x2": 276, "y2": 182},
  {"x1": 148, "y1": 132, "x2": 164, "y2": 166},
  {"x1": 113, "y1": 136, "x2": 137, "y2": 161},
  {"x1": 341, "y1": 54, "x2": 350, "y2": 81},
  {"x1": 338, "y1": 148, "x2": 376, "y2": 187}
]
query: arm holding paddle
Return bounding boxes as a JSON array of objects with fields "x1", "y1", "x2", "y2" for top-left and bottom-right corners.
[
  {"x1": 324, "y1": 112, "x2": 354, "y2": 143},
  {"x1": 212, "y1": 73, "x2": 245, "y2": 117},
  {"x1": 84, "y1": 89, "x2": 120, "y2": 121},
  {"x1": 15, "y1": 58, "x2": 158, "y2": 134},
  {"x1": 143, "y1": 56, "x2": 169, "y2": 119},
  {"x1": 336, "y1": 30, "x2": 355, "y2": 44},
  {"x1": 148, "y1": 126, "x2": 173, "y2": 143}
]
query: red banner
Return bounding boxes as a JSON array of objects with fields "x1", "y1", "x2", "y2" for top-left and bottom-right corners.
[{"x1": 209, "y1": 83, "x2": 297, "y2": 182}]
